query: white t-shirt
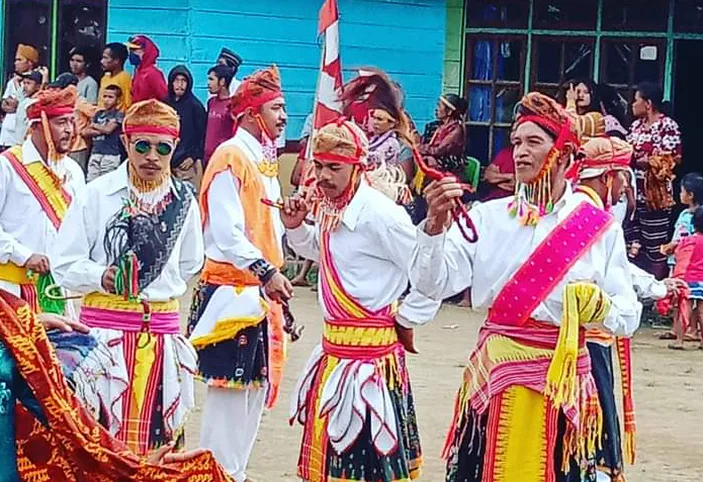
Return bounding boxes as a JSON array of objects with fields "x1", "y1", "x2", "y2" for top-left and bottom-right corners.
[{"x1": 0, "y1": 78, "x2": 25, "y2": 146}]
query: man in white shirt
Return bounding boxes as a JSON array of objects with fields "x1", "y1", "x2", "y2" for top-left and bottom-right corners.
[
  {"x1": 187, "y1": 65, "x2": 291, "y2": 482},
  {"x1": 408, "y1": 92, "x2": 639, "y2": 482},
  {"x1": 0, "y1": 85, "x2": 84, "y2": 314},
  {"x1": 283, "y1": 119, "x2": 440, "y2": 482},
  {"x1": 1, "y1": 44, "x2": 39, "y2": 148},
  {"x1": 52, "y1": 99, "x2": 204, "y2": 456}
]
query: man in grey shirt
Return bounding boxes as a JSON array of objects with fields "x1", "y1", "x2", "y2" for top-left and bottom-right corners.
[{"x1": 69, "y1": 46, "x2": 98, "y2": 104}]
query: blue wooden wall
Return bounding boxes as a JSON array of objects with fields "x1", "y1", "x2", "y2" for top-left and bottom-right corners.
[{"x1": 107, "y1": 0, "x2": 446, "y2": 138}]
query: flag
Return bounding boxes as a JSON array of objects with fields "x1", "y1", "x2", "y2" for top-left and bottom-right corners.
[{"x1": 314, "y1": 0, "x2": 343, "y2": 129}]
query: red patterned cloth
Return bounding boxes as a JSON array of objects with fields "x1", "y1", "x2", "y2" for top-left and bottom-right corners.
[{"x1": 0, "y1": 290, "x2": 233, "y2": 482}]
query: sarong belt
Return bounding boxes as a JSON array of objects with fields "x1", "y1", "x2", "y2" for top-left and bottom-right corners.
[
  {"x1": 585, "y1": 328, "x2": 615, "y2": 345},
  {"x1": 0, "y1": 262, "x2": 33, "y2": 285},
  {"x1": 80, "y1": 293, "x2": 181, "y2": 335},
  {"x1": 322, "y1": 317, "x2": 400, "y2": 359}
]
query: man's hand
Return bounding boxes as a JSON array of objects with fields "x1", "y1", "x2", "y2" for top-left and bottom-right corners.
[
  {"x1": 25, "y1": 254, "x2": 50, "y2": 274},
  {"x1": 146, "y1": 442, "x2": 210, "y2": 465},
  {"x1": 281, "y1": 196, "x2": 310, "y2": 229},
  {"x1": 2, "y1": 96, "x2": 18, "y2": 113},
  {"x1": 101, "y1": 266, "x2": 118, "y2": 293},
  {"x1": 424, "y1": 177, "x2": 463, "y2": 236},
  {"x1": 38, "y1": 313, "x2": 90, "y2": 333},
  {"x1": 663, "y1": 277, "x2": 687, "y2": 295},
  {"x1": 395, "y1": 323, "x2": 418, "y2": 354},
  {"x1": 263, "y1": 271, "x2": 293, "y2": 303}
]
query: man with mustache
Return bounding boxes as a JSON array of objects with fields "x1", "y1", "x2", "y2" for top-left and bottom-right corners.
[
  {"x1": 282, "y1": 118, "x2": 440, "y2": 482},
  {"x1": 187, "y1": 65, "x2": 291, "y2": 482},
  {"x1": 408, "y1": 92, "x2": 639, "y2": 482},
  {"x1": 0, "y1": 85, "x2": 85, "y2": 315},
  {"x1": 51, "y1": 99, "x2": 204, "y2": 455}
]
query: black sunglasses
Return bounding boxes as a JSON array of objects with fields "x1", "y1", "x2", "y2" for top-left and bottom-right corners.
[{"x1": 133, "y1": 139, "x2": 174, "y2": 156}]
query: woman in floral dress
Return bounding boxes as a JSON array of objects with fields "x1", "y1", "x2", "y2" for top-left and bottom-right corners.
[{"x1": 626, "y1": 82, "x2": 682, "y2": 279}]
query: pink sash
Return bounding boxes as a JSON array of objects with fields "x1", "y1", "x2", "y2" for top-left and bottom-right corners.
[
  {"x1": 80, "y1": 306, "x2": 180, "y2": 335},
  {"x1": 488, "y1": 201, "x2": 613, "y2": 327}
]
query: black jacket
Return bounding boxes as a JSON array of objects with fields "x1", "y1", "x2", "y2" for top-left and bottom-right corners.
[{"x1": 165, "y1": 65, "x2": 207, "y2": 168}]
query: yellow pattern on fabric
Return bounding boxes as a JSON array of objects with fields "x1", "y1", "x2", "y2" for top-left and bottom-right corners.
[
  {"x1": 83, "y1": 292, "x2": 179, "y2": 312},
  {"x1": 308, "y1": 357, "x2": 339, "y2": 482},
  {"x1": 0, "y1": 262, "x2": 34, "y2": 284},
  {"x1": 491, "y1": 386, "x2": 546, "y2": 481},
  {"x1": 257, "y1": 160, "x2": 279, "y2": 178},
  {"x1": 24, "y1": 161, "x2": 70, "y2": 219},
  {"x1": 323, "y1": 324, "x2": 397, "y2": 347},
  {"x1": 125, "y1": 332, "x2": 157, "y2": 454},
  {"x1": 190, "y1": 298, "x2": 269, "y2": 348},
  {"x1": 546, "y1": 283, "x2": 611, "y2": 409}
]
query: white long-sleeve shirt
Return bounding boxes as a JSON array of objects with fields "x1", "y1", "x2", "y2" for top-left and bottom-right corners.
[
  {"x1": 0, "y1": 139, "x2": 85, "y2": 266},
  {"x1": 409, "y1": 185, "x2": 640, "y2": 336},
  {"x1": 287, "y1": 180, "x2": 441, "y2": 326},
  {"x1": 51, "y1": 162, "x2": 204, "y2": 301},
  {"x1": 203, "y1": 127, "x2": 283, "y2": 269}
]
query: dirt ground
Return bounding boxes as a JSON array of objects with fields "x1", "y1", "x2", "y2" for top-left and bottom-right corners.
[{"x1": 183, "y1": 289, "x2": 703, "y2": 482}]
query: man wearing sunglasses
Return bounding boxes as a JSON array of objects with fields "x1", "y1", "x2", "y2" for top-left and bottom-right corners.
[
  {"x1": 52, "y1": 99, "x2": 204, "y2": 455},
  {"x1": 0, "y1": 85, "x2": 85, "y2": 316},
  {"x1": 187, "y1": 65, "x2": 289, "y2": 482}
]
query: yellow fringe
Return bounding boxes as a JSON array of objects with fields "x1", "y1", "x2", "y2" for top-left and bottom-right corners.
[
  {"x1": 546, "y1": 283, "x2": 611, "y2": 409},
  {"x1": 624, "y1": 429, "x2": 636, "y2": 465},
  {"x1": 411, "y1": 169, "x2": 425, "y2": 194},
  {"x1": 82, "y1": 292, "x2": 179, "y2": 312}
]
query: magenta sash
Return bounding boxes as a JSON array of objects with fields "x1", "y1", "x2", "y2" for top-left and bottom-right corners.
[
  {"x1": 488, "y1": 201, "x2": 613, "y2": 327},
  {"x1": 80, "y1": 306, "x2": 181, "y2": 335}
]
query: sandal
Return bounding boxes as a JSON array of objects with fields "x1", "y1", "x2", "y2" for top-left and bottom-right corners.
[
  {"x1": 658, "y1": 332, "x2": 677, "y2": 340},
  {"x1": 291, "y1": 278, "x2": 311, "y2": 287},
  {"x1": 684, "y1": 333, "x2": 700, "y2": 342},
  {"x1": 667, "y1": 343, "x2": 685, "y2": 351}
]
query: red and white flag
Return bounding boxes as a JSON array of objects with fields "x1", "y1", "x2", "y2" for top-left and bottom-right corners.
[{"x1": 314, "y1": 0, "x2": 343, "y2": 129}]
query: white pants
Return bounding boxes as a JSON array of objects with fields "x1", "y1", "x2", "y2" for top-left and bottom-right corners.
[
  {"x1": 200, "y1": 386, "x2": 266, "y2": 482},
  {"x1": 596, "y1": 471, "x2": 612, "y2": 482}
]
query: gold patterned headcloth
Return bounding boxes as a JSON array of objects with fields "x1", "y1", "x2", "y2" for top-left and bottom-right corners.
[
  {"x1": 123, "y1": 99, "x2": 180, "y2": 139},
  {"x1": 16, "y1": 44, "x2": 39, "y2": 64}
]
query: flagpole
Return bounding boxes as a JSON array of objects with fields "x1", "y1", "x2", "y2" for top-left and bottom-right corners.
[{"x1": 305, "y1": 33, "x2": 326, "y2": 161}]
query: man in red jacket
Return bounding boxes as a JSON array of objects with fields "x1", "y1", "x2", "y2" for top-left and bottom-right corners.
[{"x1": 127, "y1": 34, "x2": 168, "y2": 102}]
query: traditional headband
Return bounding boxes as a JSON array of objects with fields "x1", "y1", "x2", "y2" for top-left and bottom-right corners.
[
  {"x1": 313, "y1": 118, "x2": 365, "y2": 165},
  {"x1": 27, "y1": 105, "x2": 74, "y2": 120},
  {"x1": 440, "y1": 95, "x2": 457, "y2": 111},
  {"x1": 232, "y1": 90, "x2": 283, "y2": 118},
  {"x1": 123, "y1": 125, "x2": 179, "y2": 138}
]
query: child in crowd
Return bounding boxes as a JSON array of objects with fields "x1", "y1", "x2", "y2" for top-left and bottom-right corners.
[
  {"x1": 662, "y1": 173, "x2": 703, "y2": 267},
  {"x1": 668, "y1": 206, "x2": 703, "y2": 350},
  {"x1": 83, "y1": 85, "x2": 124, "y2": 181}
]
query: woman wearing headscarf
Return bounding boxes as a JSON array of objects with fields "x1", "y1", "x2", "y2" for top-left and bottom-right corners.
[{"x1": 165, "y1": 65, "x2": 207, "y2": 190}]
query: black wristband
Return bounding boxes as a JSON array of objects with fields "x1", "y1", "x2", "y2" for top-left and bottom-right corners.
[{"x1": 249, "y1": 259, "x2": 276, "y2": 284}]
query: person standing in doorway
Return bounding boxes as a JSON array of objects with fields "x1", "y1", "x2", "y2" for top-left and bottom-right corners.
[
  {"x1": 204, "y1": 65, "x2": 234, "y2": 167},
  {"x1": 1, "y1": 44, "x2": 40, "y2": 149},
  {"x1": 69, "y1": 46, "x2": 99, "y2": 104},
  {"x1": 99, "y1": 42, "x2": 132, "y2": 112},
  {"x1": 83, "y1": 85, "x2": 125, "y2": 181},
  {"x1": 626, "y1": 82, "x2": 682, "y2": 279}
]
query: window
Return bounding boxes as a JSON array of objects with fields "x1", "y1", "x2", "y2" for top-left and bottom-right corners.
[
  {"x1": 465, "y1": 36, "x2": 526, "y2": 163},
  {"x1": 3, "y1": 0, "x2": 51, "y2": 77},
  {"x1": 600, "y1": 39, "x2": 665, "y2": 100},
  {"x1": 2, "y1": 0, "x2": 106, "y2": 80},
  {"x1": 602, "y1": 0, "x2": 669, "y2": 32},
  {"x1": 674, "y1": 0, "x2": 703, "y2": 33},
  {"x1": 466, "y1": 0, "x2": 529, "y2": 28},
  {"x1": 57, "y1": 0, "x2": 108, "y2": 76},
  {"x1": 532, "y1": 38, "x2": 595, "y2": 97},
  {"x1": 533, "y1": 0, "x2": 597, "y2": 30}
]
